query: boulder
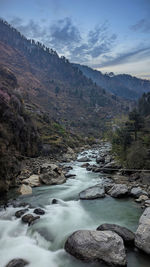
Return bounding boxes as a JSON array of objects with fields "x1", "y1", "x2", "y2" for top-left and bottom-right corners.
[
  {"x1": 15, "y1": 209, "x2": 29, "y2": 218},
  {"x1": 79, "y1": 185, "x2": 105, "y2": 199},
  {"x1": 18, "y1": 184, "x2": 32, "y2": 195},
  {"x1": 144, "y1": 200, "x2": 150, "y2": 207},
  {"x1": 23, "y1": 174, "x2": 40, "y2": 187},
  {"x1": 33, "y1": 208, "x2": 45, "y2": 215},
  {"x1": 97, "y1": 223, "x2": 135, "y2": 246},
  {"x1": 135, "y1": 207, "x2": 150, "y2": 254},
  {"x1": 92, "y1": 167, "x2": 102, "y2": 173},
  {"x1": 81, "y1": 163, "x2": 90, "y2": 168},
  {"x1": 65, "y1": 230, "x2": 127, "y2": 266},
  {"x1": 65, "y1": 173, "x2": 76, "y2": 178},
  {"x1": 40, "y1": 171, "x2": 66, "y2": 185},
  {"x1": 77, "y1": 156, "x2": 91, "y2": 162},
  {"x1": 96, "y1": 156, "x2": 105, "y2": 164},
  {"x1": 5, "y1": 259, "x2": 29, "y2": 267},
  {"x1": 22, "y1": 214, "x2": 40, "y2": 225},
  {"x1": 108, "y1": 184, "x2": 128, "y2": 198},
  {"x1": 130, "y1": 187, "x2": 148, "y2": 198},
  {"x1": 135, "y1": 195, "x2": 149, "y2": 203}
]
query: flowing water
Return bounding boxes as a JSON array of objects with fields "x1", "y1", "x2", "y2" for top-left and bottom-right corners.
[{"x1": 0, "y1": 144, "x2": 150, "y2": 267}]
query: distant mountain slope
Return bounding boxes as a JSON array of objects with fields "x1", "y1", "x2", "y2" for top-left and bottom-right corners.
[
  {"x1": 73, "y1": 64, "x2": 150, "y2": 100},
  {"x1": 0, "y1": 19, "x2": 130, "y2": 137}
]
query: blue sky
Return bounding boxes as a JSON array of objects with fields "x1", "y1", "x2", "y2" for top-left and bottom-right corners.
[{"x1": 0, "y1": 0, "x2": 150, "y2": 79}]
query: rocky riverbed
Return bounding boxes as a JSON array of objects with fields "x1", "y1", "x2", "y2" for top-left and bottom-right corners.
[{"x1": 1, "y1": 142, "x2": 150, "y2": 267}]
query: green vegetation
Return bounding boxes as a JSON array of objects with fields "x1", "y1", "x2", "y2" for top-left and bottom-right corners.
[{"x1": 108, "y1": 94, "x2": 150, "y2": 169}]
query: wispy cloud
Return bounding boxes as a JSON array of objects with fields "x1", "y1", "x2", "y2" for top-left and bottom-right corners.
[
  {"x1": 48, "y1": 17, "x2": 81, "y2": 49},
  {"x1": 92, "y1": 46, "x2": 150, "y2": 68},
  {"x1": 10, "y1": 17, "x2": 46, "y2": 39},
  {"x1": 9, "y1": 17, "x2": 117, "y2": 63},
  {"x1": 130, "y1": 19, "x2": 150, "y2": 33}
]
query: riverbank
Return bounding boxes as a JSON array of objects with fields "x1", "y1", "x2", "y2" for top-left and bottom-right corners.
[{"x1": 1, "y1": 142, "x2": 150, "y2": 267}]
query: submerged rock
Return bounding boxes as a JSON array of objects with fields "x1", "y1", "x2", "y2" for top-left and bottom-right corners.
[
  {"x1": 34, "y1": 208, "x2": 45, "y2": 215},
  {"x1": 65, "y1": 173, "x2": 76, "y2": 178},
  {"x1": 135, "y1": 207, "x2": 150, "y2": 254},
  {"x1": 15, "y1": 209, "x2": 29, "y2": 218},
  {"x1": 97, "y1": 223, "x2": 135, "y2": 246},
  {"x1": 22, "y1": 214, "x2": 40, "y2": 225},
  {"x1": 6, "y1": 258, "x2": 29, "y2": 267},
  {"x1": 65, "y1": 230, "x2": 127, "y2": 266},
  {"x1": 108, "y1": 184, "x2": 128, "y2": 198},
  {"x1": 79, "y1": 185, "x2": 105, "y2": 199},
  {"x1": 81, "y1": 163, "x2": 90, "y2": 168}
]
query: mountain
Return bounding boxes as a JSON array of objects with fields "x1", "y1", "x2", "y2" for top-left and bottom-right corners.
[
  {"x1": 0, "y1": 19, "x2": 133, "y2": 194},
  {"x1": 0, "y1": 19, "x2": 130, "y2": 137},
  {"x1": 73, "y1": 64, "x2": 150, "y2": 100}
]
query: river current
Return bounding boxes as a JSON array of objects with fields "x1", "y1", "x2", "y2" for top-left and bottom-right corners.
[{"x1": 0, "y1": 143, "x2": 150, "y2": 267}]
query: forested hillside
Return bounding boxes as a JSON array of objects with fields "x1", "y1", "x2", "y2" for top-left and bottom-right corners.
[
  {"x1": 74, "y1": 64, "x2": 150, "y2": 100},
  {"x1": 0, "y1": 19, "x2": 129, "y2": 137}
]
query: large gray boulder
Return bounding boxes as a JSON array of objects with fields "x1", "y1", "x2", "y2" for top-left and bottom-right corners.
[
  {"x1": 130, "y1": 186, "x2": 148, "y2": 198},
  {"x1": 40, "y1": 163, "x2": 66, "y2": 185},
  {"x1": 79, "y1": 185, "x2": 105, "y2": 199},
  {"x1": 97, "y1": 223, "x2": 135, "y2": 246},
  {"x1": 5, "y1": 259, "x2": 29, "y2": 267},
  {"x1": 135, "y1": 207, "x2": 150, "y2": 254},
  {"x1": 65, "y1": 230, "x2": 127, "y2": 266},
  {"x1": 108, "y1": 184, "x2": 128, "y2": 198}
]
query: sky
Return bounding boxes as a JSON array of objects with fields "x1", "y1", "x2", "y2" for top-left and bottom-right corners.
[{"x1": 0, "y1": 0, "x2": 150, "y2": 79}]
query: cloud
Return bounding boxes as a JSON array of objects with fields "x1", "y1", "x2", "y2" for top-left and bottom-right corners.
[
  {"x1": 92, "y1": 46, "x2": 150, "y2": 68},
  {"x1": 130, "y1": 19, "x2": 150, "y2": 33},
  {"x1": 49, "y1": 17, "x2": 81, "y2": 49},
  {"x1": 70, "y1": 23, "x2": 117, "y2": 62},
  {"x1": 9, "y1": 16, "x2": 117, "y2": 63},
  {"x1": 10, "y1": 17, "x2": 46, "y2": 39}
]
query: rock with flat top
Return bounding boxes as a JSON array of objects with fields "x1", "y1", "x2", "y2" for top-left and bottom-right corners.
[
  {"x1": 108, "y1": 184, "x2": 128, "y2": 198},
  {"x1": 79, "y1": 185, "x2": 105, "y2": 199}
]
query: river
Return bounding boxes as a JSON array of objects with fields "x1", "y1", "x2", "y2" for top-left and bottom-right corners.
[{"x1": 0, "y1": 143, "x2": 150, "y2": 267}]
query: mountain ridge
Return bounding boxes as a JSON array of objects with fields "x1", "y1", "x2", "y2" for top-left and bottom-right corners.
[
  {"x1": 0, "y1": 18, "x2": 129, "y2": 137},
  {"x1": 73, "y1": 63, "x2": 150, "y2": 100}
]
